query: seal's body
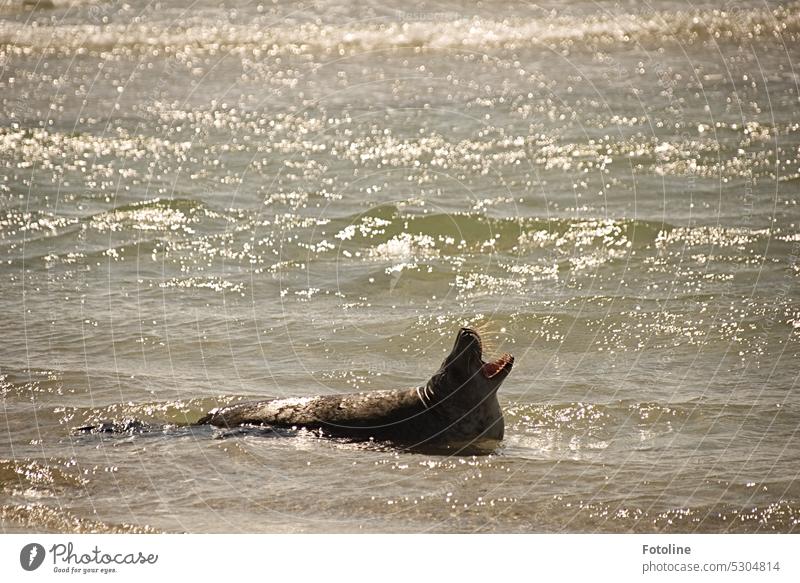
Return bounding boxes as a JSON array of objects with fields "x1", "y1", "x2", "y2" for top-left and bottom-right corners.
[{"x1": 198, "y1": 328, "x2": 513, "y2": 450}]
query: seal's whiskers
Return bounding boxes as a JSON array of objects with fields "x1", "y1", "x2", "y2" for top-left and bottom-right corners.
[{"x1": 472, "y1": 321, "x2": 506, "y2": 357}]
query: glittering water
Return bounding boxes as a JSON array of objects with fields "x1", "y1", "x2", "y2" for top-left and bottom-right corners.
[{"x1": 1, "y1": 0, "x2": 799, "y2": 533}]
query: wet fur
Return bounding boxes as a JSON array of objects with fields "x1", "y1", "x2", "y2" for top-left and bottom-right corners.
[{"x1": 198, "y1": 328, "x2": 513, "y2": 450}]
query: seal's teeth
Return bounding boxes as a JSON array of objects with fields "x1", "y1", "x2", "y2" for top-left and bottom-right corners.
[{"x1": 481, "y1": 352, "x2": 514, "y2": 379}]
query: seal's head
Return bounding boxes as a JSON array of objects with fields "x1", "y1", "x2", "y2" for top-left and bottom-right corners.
[{"x1": 426, "y1": 327, "x2": 514, "y2": 402}]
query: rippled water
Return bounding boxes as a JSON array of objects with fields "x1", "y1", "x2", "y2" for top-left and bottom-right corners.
[{"x1": 1, "y1": 0, "x2": 799, "y2": 533}]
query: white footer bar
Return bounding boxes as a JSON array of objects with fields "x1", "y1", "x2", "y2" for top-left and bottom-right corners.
[{"x1": 1, "y1": 534, "x2": 797, "y2": 582}]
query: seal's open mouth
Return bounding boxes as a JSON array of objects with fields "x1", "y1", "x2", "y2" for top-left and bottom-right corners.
[
  {"x1": 458, "y1": 327, "x2": 514, "y2": 379},
  {"x1": 482, "y1": 353, "x2": 514, "y2": 379}
]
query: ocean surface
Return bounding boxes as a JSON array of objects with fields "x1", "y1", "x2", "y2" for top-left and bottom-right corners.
[{"x1": 1, "y1": 0, "x2": 799, "y2": 533}]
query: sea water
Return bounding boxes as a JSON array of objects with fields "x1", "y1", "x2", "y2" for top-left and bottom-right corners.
[{"x1": 1, "y1": 0, "x2": 799, "y2": 532}]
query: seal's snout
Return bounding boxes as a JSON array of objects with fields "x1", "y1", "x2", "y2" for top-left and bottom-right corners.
[
  {"x1": 449, "y1": 327, "x2": 514, "y2": 384},
  {"x1": 458, "y1": 327, "x2": 483, "y2": 353},
  {"x1": 459, "y1": 327, "x2": 478, "y2": 338}
]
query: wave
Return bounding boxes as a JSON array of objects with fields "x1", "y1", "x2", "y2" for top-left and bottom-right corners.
[
  {"x1": 322, "y1": 207, "x2": 670, "y2": 249},
  {"x1": 0, "y1": 502, "x2": 161, "y2": 533},
  {"x1": 0, "y1": 127, "x2": 192, "y2": 168},
  {"x1": 539, "y1": 498, "x2": 800, "y2": 533},
  {"x1": 504, "y1": 400, "x2": 798, "y2": 433},
  {"x1": 2, "y1": 4, "x2": 798, "y2": 55},
  {"x1": 0, "y1": 0, "x2": 96, "y2": 15}
]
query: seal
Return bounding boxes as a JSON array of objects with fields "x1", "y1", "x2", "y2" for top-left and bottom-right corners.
[{"x1": 198, "y1": 327, "x2": 513, "y2": 451}]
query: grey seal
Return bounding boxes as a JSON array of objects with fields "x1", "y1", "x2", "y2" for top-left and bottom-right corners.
[{"x1": 198, "y1": 327, "x2": 513, "y2": 451}]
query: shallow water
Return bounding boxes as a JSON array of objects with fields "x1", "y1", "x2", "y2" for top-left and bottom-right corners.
[{"x1": 1, "y1": 0, "x2": 799, "y2": 533}]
